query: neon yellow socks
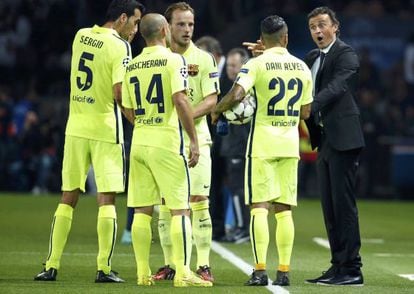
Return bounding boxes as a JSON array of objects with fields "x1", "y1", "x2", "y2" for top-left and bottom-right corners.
[
  {"x1": 158, "y1": 205, "x2": 174, "y2": 266},
  {"x1": 171, "y1": 215, "x2": 192, "y2": 276},
  {"x1": 250, "y1": 208, "x2": 269, "y2": 271},
  {"x1": 190, "y1": 200, "x2": 212, "y2": 267},
  {"x1": 45, "y1": 203, "x2": 73, "y2": 270},
  {"x1": 132, "y1": 213, "x2": 152, "y2": 278},
  {"x1": 97, "y1": 205, "x2": 117, "y2": 274},
  {"x1": 275, "y1": 210, "x2": 294, "y2": 272}
]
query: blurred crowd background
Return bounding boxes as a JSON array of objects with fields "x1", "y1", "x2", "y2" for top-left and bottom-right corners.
[{"x1": 1, "y1": 0, "x2": 414, "y2": 199}]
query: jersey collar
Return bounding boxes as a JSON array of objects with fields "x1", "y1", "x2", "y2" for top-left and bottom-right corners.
[
  {"x1": 182, "y1": 41, "x2": 196, "y2": 57},
  {"x1": 92, "y1": 24, "x2": 118, "y2": 36},
  {"x1": 142, "y1": 45, "x2": 168, "y2": 54},
  {"x1": 264, "y1": 47, "x2": 288, "y2": 55}
]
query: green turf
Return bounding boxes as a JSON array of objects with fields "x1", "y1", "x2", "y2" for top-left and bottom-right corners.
[{"x1": 0, "y1": 193, "x2": 413, "y2": 293}]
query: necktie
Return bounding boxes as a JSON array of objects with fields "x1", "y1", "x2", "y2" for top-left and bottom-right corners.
[{"x1": 317, "y1": 51, "x2": 326, "y2": 76}]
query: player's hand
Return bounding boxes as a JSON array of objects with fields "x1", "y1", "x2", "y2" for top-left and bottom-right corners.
[
  {"x1": 242, "y1": 39, "x2": 265, "y2": 57},
  {"x1": 188, "y1": 141, "x2": 200, "y2": 168},
  {"x1": 210, "y1": 111, "x2": 220, "y2": 125}
]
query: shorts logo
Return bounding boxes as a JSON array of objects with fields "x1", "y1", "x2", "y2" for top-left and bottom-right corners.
[
  {"x1": 199, "y1": 218, "x2": 210, "y2": 222},
  {"x1": 203, "y1": 185, "x2": 210, "y2": 189},
  {"x1": 188, "y1": 64, "x2": 199, "y2": 76}
]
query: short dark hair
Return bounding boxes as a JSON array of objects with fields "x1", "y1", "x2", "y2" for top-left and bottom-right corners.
[
  {"x1": 260, "y1": 15, "x2": 288, "y2": 45},
  {"x1": 195, "y1": 36, "x2": 223, "y2": 55},
  {"x1": 164, "y1": 2, "x2": 194, "y2": 24},
  {"x1": 105, "y1": 0, "x2": 145, "y2": 21},
  {"x1": 227, "y1": 47, "x2": 249, "y2": 63},
  {"x1": 261, "y1": 15, "x2": 287, "y2": 36},
  {"x1": 308, "y1": 6, "x2": 340, "y2": 29}
]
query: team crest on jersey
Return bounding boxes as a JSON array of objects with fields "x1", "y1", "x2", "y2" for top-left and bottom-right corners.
[
  {"x1": 187, "y1": 64, "x2": 199, "y2": 76},
  {"x1": 122, "y1": 56, "x2": 131, "y2": 67},
  {"x1": 180, "y1": 66, "x2": 188, "y2": 78}
]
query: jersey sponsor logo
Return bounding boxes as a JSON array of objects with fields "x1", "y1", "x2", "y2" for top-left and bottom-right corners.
[
  {"x1": 187, "y1": 64, "x2": 199, "y2": 76},
  {"x1": 209, "y1": 72, "x2": 219, "y2": 78},
  {"x1": 136, "y1": 116, "x2": 164, "y2": 125},
  {"x1": 271, "y1": 119, "x2": 297, "y2": 127},
  {"x1": 180, "y1": 66, "x2": 188, "y2": 78},
  {"x1": 72, "y1": 95, "x2": 95, "y2": 104}
]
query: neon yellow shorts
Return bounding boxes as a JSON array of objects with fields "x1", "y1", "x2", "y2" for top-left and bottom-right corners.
[
  {"x1": 245, "y1": 157, "x2": 298, "y2": 206},
  {"x1": 61, "y1": 135, "x2": 125, "y2": 193},
  {"x1": 127, "y1": 145, "x2": 190, "y2": 210},
  {"x1": 188, "y1": 144, "x2": 211, "y2": 196}
]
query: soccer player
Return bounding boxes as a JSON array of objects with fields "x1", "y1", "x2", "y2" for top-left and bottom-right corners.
[
  {"x1": 153, "y1": 2, "x2": 219, "y2": 283},
  {"x1": 122, "y1": 13, "x2": 211, "y2": 287},
  {"x1": 211, "y1": 15, "x2": 313, "y2": 286},
  {"x1": 34, "y1": 0, "x2": 144, "y2": 283}
]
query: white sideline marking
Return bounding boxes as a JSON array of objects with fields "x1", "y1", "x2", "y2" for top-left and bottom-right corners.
[
  {"x1": 313, "y1": 237, "x2": 385, "y2": 249},
  {"x1": 211, "y1": 241, "x2": 289, "y2": 294},
  {"x1": 399, "y1": 274, "x2": 414, "y2": 281},
  {"x1": 6, "y1": 251, "x2": 134, "y2": 257},
  {"x1": 361, "y1": 238, "x2": 384, "y2": 244},
  {"x1": 312, "y1": 237, "x2": 330, "y2": 249},
  {"x1": 374, "y1": 253, "x2": 414, "y2": 258}
]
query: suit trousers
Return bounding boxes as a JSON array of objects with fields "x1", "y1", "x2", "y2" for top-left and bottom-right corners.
[{"x1": 317, "y1": 134, "x2": 363, "y2": 273}]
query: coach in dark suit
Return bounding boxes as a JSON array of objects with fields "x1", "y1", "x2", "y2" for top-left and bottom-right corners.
[{"x1": 304, "y1": 7, "x2": 365, "y2": 286}]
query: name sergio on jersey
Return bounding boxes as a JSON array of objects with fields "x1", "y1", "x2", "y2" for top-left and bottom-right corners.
[
  {"x1": 127, "y1": 59, "x2": 167, "y2": 72},
  {"x1": 72, "y1": 95, "x2": 95, "y2": 104},
  {"x1": 79, "y1": 35, "x2": 104, "y2": 49}
]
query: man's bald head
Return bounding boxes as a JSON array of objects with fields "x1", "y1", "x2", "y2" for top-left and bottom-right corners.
[{"x1": 139, "y1": 13, "x2": 167, "y2": 41}]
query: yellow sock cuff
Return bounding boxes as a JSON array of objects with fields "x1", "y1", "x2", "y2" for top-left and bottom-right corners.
[
  {"x1": 278, "y1": 264, "x2": 289, "y2": 272},
  {"x1": 159, "y1": 204, "x2": 169, "y2": 213},
  {"x1": 55, "y1": 203, "x2": 73, "y2": 219},
  {"x1": 255, "y1": 263, "x2": 266, "y2": 271},
  {"x1": 275, "y1": 210, "x2": 292, "y2": 220},
  {"x1": 190, "y1": 200, "x2": 209, "y2": 211},
  {"x1": 98, "y1": 205, "x2": 116, "y2": 218},
  {"x1": 251, "y1": 207, "x2": 268, "y2": 217}
]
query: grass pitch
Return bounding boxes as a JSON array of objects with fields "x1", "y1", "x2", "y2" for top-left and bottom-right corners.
[{"x1": 0, "y1": 193, "x2": 413, "y2": 293}]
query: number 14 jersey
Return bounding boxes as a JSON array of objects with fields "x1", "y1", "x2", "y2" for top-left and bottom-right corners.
[
  {"x1": 66, "y1": 25, "x2": 131, "y2": 144},
  {"x1": 122, "y1": 45, "x2": 189, "y2": 154},
  {"x1": 236, "y1": 47, "x2": 313, "y2": 158}
]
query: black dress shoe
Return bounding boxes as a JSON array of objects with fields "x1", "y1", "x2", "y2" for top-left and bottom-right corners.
[
  {"x1": 305, "y1": 266, "x2": 337, "y2": 284},
  {"x1": 95, "y1": 270, "x2": 125, "y2": 283},
  {"x1": 244, "y1": 270, "x2": 268, "y2": 286},
  {"x1": 317, "y1": 274, "x2": 364, "y2": 286},
  {"x1": 34, "y1": 267, "x2": 57, "y2": 281}
]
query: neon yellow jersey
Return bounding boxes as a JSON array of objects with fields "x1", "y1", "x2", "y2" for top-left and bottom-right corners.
[
  {"x1": 182, "y1": 41, "x2": 220, "y2": 146},
  {"x1": 65, "y1": 25, "x2": 131, "y2": 144},
  {"x1": 122, "y1": 45, "x2": 189, "y2": 154},
  {"x1": 236, "y1": 47, "x2": 313, "y2": 158}
]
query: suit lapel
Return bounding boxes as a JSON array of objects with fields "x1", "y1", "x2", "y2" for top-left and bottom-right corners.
[{"x1": 315, "y1": 39, "x2": 340, "y2": 93}]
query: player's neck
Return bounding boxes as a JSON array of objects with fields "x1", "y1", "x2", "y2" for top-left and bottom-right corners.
[{"x1": 170, "y1": 42, "x2": 189, "y2": 55}]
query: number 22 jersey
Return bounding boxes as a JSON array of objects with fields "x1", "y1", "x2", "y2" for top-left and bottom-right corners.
[{"x1": 236, "y1": 47, "x2": 313, "y2": 158}]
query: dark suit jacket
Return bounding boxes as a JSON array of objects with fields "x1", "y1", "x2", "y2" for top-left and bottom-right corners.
[{"x1": 304, "y1": 38, "x2": 365, "y2": 151}]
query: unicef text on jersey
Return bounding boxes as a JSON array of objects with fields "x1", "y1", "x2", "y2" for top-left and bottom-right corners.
[
  {"x1": 72, "y1": 95, "x2": 95, "y2": 104},
  {"x1": 136, "y1": 116, "x2": 164, "y2": 125}
]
